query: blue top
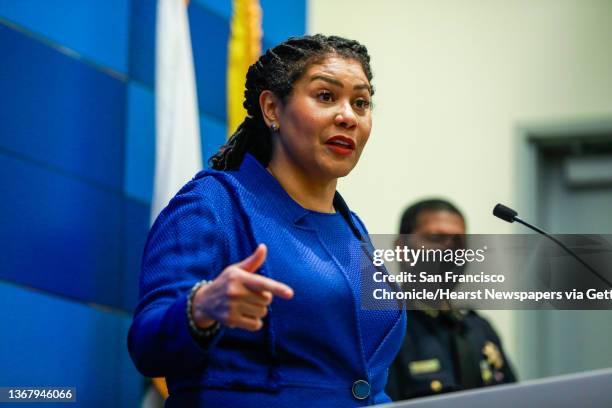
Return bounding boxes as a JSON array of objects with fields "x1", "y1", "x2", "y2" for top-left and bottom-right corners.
[{"x1": 128, "y1": 154, "x2": 406, "y2": 406}]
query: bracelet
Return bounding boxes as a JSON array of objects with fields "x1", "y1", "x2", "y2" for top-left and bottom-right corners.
[{"x1": 186, "y1": 280, "x2": 221, "y2": 342}]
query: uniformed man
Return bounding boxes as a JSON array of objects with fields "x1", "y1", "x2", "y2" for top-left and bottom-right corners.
[{"x1": 386, "y1": 199, "x2": 516, "y2": 401}]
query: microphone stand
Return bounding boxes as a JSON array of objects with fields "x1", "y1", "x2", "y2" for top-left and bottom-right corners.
[
  {"x1": 493, "y1": 203, "x2": 612, "y2": 288},
  {"x1": 513, "y1": 216, "x2": 612, "y2": 288}
]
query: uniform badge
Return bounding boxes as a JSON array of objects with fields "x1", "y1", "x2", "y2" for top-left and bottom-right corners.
[
  {"x1": 409, "y1": 358, "x2": 441, "y2": 375},
  {"x1": 480, "y1": 360, "x2": 493, "y2": 384},
  {"x1": 482, "y1": 341, "x2": 504, "y2": 370}
]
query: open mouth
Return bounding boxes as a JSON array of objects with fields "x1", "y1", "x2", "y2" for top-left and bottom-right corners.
[{"x1": 325, "y1": 136, "x2": 355, "y2": 155}]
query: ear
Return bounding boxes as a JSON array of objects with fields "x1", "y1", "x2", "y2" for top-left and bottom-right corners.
[{"x1": 259, "y1": 90, "x2": 281, "y2": 128}]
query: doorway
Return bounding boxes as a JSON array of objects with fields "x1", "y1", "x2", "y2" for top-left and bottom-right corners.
[{"x1": 515, "y1": 117, "x2": 612, "y2": 380}]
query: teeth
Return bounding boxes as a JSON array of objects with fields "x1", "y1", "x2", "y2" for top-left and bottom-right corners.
[{"x1": 330, "y1": 140, "x2": 350, "y2": 147}]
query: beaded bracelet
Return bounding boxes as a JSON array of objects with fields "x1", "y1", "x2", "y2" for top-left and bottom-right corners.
[{"x1": 186, "y1": 280, "x2": 221, "y2": 342}]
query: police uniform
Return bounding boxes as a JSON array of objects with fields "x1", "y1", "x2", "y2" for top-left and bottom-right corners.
[{"x1": 386, "y1": 306, "x2": 516, "y2": 401}]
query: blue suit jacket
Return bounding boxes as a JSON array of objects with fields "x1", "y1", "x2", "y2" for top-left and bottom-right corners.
[{"x1": 128, "y1": 155, "x2": 406, "y2": 407}]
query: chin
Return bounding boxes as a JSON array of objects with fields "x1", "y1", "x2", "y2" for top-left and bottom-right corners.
[{"x1": 324, "y1": 160, "x2": 358, "y2": 179}]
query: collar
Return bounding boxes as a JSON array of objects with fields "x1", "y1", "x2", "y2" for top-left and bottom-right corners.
[
  {"x1": 413, "y1": 300, "x2": 467, "y2": 322},
  {"x1": 234, "y1": 154, "x2": 309, "y2": 224},
  {"x1": 230, "y1": 154, "x2": 363, "y2": 240}
]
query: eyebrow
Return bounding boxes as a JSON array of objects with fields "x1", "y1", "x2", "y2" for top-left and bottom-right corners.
[{"x1": 309, "y1": 75, "x2": 371, "y2": 94}]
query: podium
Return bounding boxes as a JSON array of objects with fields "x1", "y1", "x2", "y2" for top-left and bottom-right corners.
[{"x1": 377, "y1": 368, "x2": 612, "y2": 408}]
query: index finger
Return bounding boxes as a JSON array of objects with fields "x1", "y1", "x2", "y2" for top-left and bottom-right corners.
[{"x1": 240, "y1": 271, "x2": 294, "y2": 300}]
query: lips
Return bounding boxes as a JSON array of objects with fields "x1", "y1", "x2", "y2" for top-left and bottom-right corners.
[
  {"x1": 324, "y1": 136, "x2": 356, "y2": 157},
  {"x1": 325, "y1": 135, "x2": 356, "y2": 154}
]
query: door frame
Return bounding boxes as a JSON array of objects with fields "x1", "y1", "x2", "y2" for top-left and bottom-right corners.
[{"x1": 513, "y1": 115, "x2": 612, "y2": 380}]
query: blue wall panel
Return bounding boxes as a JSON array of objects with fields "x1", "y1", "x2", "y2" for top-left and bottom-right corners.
[
  {"x1": 125, "y1": 82, "x2": 155, "y2": 204},
  {"x1": 129, "y1": 0, "x2": 156, "y2": 88},
  {"x1": 0, "y1": 0, "x2": 130, "y2": 74},
  {"x1": 122, "y1": 198, "x2": 150, "y2": 312},
  {"x1": 0, "y1": 22, "x2": 126, "y2": 191},
  {"x1": 118, "y1": 316, "x2": 146, "y2": 406},
  {"x1": 190, "y1": 5, "x2": 229, "y2": 122},
  {"x1": 0, "y1": 153, "x2": 123, "y2": 310},
  {"x1": 193, "y1": 0, "x2": 232, "y2": 20},
  {"x1": 201, "y1": 113, "x2": 227, "y2": 164},
  {"x1": 0, "y1": 282, "x2": 141, "y2": 407},
  {"x1": 261, "y1": 0, "x2": 306, "y2": 47}
]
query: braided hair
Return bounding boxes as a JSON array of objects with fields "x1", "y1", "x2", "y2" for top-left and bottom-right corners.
[{"x1": 209, "y1": 34, "x2": 374, "y2": 170}]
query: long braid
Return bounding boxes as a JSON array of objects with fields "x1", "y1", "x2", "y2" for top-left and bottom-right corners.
[{"x1": 209, "y1": 34, "x2": 374, "y2": 170}]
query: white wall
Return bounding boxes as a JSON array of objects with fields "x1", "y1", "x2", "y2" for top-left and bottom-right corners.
[{"x1": 308, "y1": 0, "x2": 612, "y2": 377}]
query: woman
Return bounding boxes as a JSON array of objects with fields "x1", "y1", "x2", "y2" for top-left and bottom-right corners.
[{"x1": 128, "y1": 34, "x2": 405, "y2": 407}]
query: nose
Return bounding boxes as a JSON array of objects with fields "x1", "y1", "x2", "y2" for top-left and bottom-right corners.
[{"x1": 334, "y1": 101, "x2": 357, "y2": 129}]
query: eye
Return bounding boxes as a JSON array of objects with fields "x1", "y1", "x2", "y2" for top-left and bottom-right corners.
[
  {"x1": 316, "y1": 90, "x2": 334, "y2": 102},
  {"x1": 354, "y1": 98, "x2": 371, "y2": 110}
]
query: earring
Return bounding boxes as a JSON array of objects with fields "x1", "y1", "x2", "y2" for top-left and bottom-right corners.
[{"x1": 270, "y1": 123, "x2": 279, "y2": 132}]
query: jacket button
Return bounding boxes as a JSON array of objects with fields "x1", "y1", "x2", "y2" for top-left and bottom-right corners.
[{"x1": 352, "y1": 380, "x2": 370, "y2": 400}]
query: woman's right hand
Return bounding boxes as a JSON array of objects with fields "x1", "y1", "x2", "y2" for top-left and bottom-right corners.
[{"x1": 190, "y1": 244, "x2": 294, "y2": 332}]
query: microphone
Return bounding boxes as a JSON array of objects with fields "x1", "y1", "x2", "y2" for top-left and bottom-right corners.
[
  {"x1": 493, "y1": 203, "x2": 611, "y2": 287},
  {"x1": 492, "y1": 203, "x2": 517, "y2": 223}
]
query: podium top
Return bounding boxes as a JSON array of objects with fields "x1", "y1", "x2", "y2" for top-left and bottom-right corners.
[{"x1": 378, "y1": 368, "x2": 612, "y2": 408}]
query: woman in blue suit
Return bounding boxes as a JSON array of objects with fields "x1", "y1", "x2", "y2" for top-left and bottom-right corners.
[{"x1": 128, "y1": 34, "x2": 406, "y2": 407}]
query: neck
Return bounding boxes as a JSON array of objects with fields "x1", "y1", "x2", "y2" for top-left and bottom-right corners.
[{"x1": 267, "y1": 155, "x2": 337, "y2": 214}]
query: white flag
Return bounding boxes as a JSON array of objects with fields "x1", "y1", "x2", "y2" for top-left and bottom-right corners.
[{"x1": 152, "y1": 0, "x2": 203, "y2": 222}]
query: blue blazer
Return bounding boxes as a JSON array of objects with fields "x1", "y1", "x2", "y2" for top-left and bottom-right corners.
[{"x1": 128, "y1": 155, "x2": 406, "y2": 407}]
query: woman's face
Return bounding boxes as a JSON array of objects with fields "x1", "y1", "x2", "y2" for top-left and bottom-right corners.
[{"x1": 267, "y1": 56, "x2": 373, "y2": 181}]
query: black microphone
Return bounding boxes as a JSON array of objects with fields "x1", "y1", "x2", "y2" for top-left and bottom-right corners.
[
  {"x1": 492, "y1": 203, "x2": 517, "y2": 223},
  {"x1": 493, "y1": 203, "x2": 612, "y2": 287}
]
